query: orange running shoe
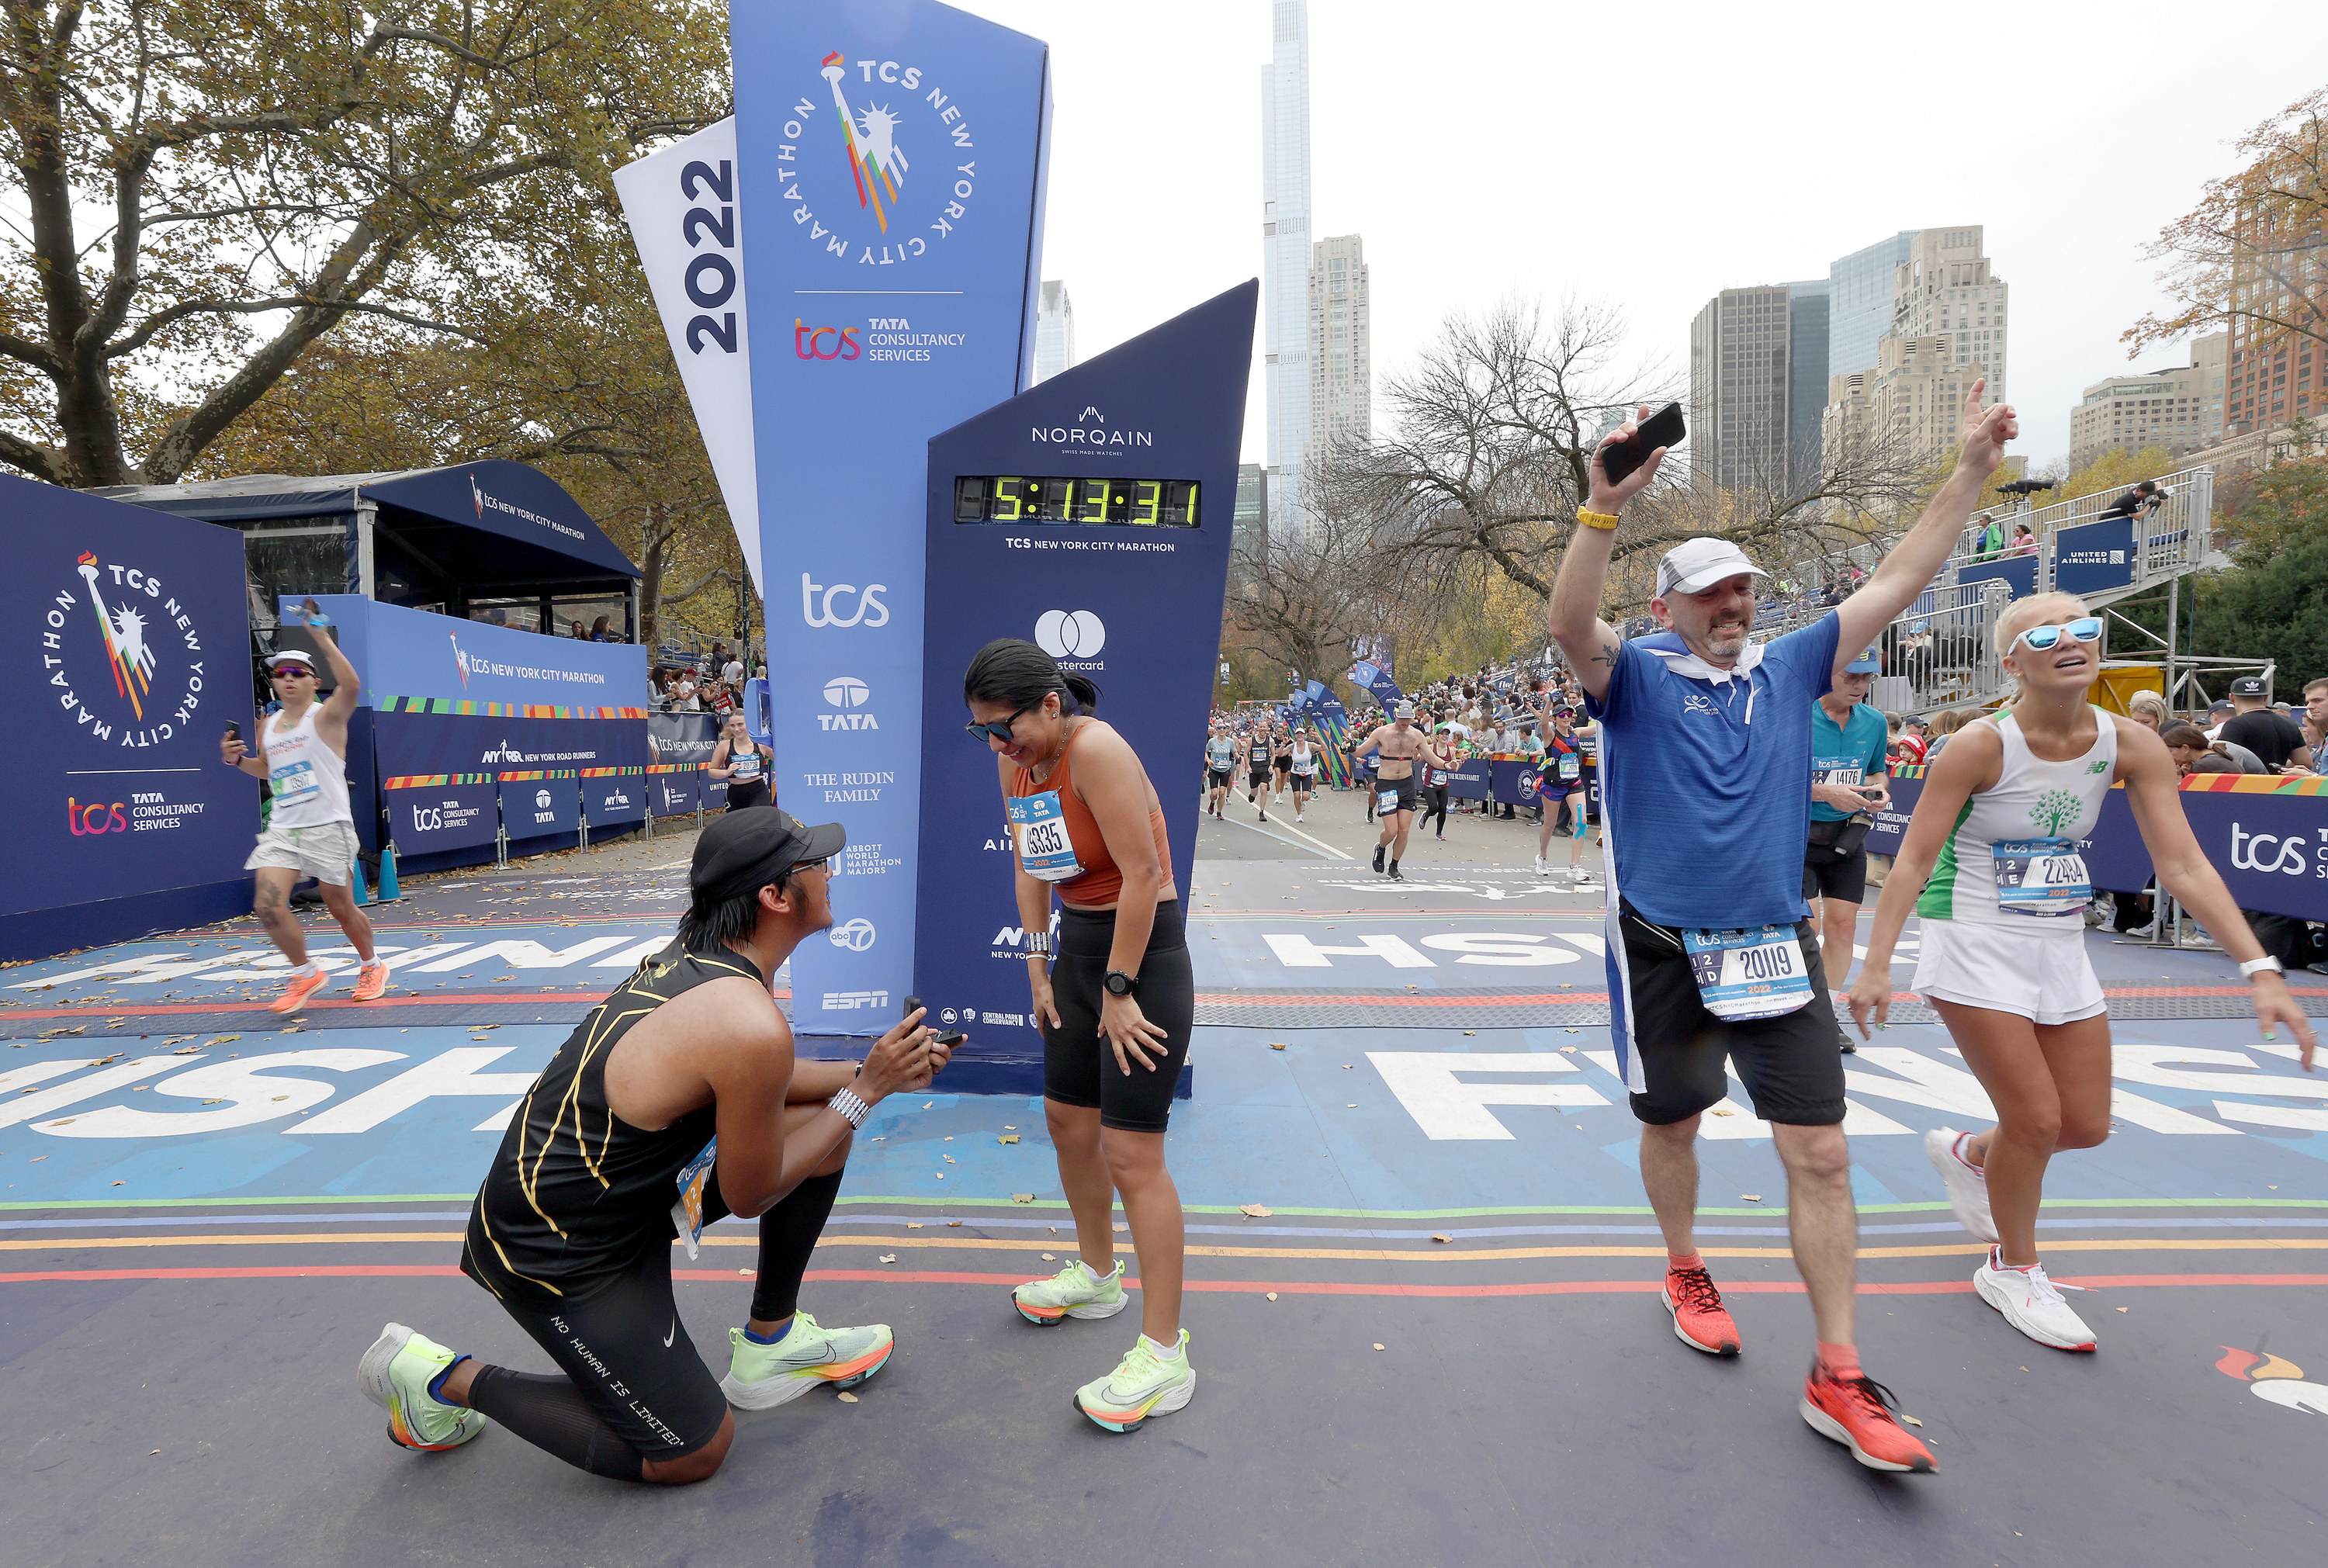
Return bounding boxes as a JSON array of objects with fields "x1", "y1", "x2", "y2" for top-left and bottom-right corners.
[
  {"x1": 1661, "y1": 1263, "x2": 1741, "y2": 1355},
  {"x1": 1800, "y1": 1364, "x2": 1936, "y2": 1473},
  {"x1": 350, "y1": 961, "x2": 389, "y2": 1002},
  {"x1": 269, "y1": 967, "x2": 330, "y2": 1013}
]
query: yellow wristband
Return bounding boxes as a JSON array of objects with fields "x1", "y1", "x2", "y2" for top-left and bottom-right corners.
[{"x1": 1576, "y1": 506, "x2": 1620, "y2": 531}]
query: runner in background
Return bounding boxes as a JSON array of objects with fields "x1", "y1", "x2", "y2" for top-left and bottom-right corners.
[
  {"x1": 1419, "y1": 749, "x2": 1455, "y2": 842},
  {"x1": 1850, "y1": 591, "x2": 2315, "y2": 1354},
  {"x1": 706, "y1": 711, "x2": 775, "y2": 812},
  {"x1": 1271, "y1": 718, "x2": 1294, "y2": 805},
  {"x1": 220, "y1": 628, "x2": 386, "y2": 1013},
  {"x1": 1535, "y1": 708, "x2": 1592, "y2": 885},
  {"x1": 1353, "y1": 703, "x2": 1452, "y2": 881},
  {"x1": 1244, "y1": 724, "x2": 1274, "y2": 822},
  {"x1": 1805, "y1": 647, "x2": 1890, "y2": 1052},
  {"x1": 1204, "y1": 722, "x2": 1235, "y2": 819},
  {"x1": 1287, "y1": 725, "x2": 1318, "y2": 824}
]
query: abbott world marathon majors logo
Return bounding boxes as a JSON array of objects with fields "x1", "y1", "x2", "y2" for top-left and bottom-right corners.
[
  {"x1": 45, "y1": 549, "x2": 212, "y2": 749},
  {"x1": 1036, "y1": 609, "x2": 1105, "y2": 671},
  {"x1": 778, "y1": 50, "x2": 982, "y2": 270},
  {"x1": 820, "y1": 675, "x2": 878, "y2": 731}
]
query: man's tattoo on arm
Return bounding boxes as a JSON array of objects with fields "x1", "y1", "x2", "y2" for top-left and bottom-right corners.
[{"x1": 1588, "y1": 641, "x2": 1620, "y2": 670}]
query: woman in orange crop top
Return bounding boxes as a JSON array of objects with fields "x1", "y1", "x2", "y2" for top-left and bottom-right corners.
[{"x1": 964, "y1": 637, "x2": 1197, "y2": 1433}]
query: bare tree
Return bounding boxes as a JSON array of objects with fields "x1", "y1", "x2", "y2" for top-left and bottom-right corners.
[
  {"x1": 2125, "y1": 85, "x2": 2326, "y2": 358},
  {"x1": 1223, "y1": 503, "x2": 1402, "y2": 703}
]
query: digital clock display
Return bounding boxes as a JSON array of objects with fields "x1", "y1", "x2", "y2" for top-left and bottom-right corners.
[{"x1": 954, "y1": 476, "x2": 1200, "y2": 528}]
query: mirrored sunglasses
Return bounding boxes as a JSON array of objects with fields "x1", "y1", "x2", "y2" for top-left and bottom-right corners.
[
  {"x1": 965, "y1": 702, "x2": 1032, "y2": 743},
  {"x1": 271, "y1": 666, "x2": 313, "y2": 679},
  {"x1": 2010, "y1": 618, "x2": 2104, "y2": 654}
]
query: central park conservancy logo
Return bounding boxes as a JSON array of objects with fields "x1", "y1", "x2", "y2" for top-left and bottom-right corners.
[
  {"x1": 777, "y1": 50, "x2": 981, "y2": 267},
  {"x1": 44, "y1": 549, "x2": 213, "y2": 749},
  {"x1": 2029, "y1": 788, "x2": 2083, "y2": 837}
]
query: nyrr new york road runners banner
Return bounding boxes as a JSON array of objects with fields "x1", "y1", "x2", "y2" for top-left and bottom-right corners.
[{"x1": 731, "y1": 2, "x2": 1052, "y2": 1034}]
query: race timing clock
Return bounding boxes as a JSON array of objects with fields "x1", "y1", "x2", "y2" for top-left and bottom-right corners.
[{"x1": 953, "y1": 476, "x2": 1199, "y2": 528}]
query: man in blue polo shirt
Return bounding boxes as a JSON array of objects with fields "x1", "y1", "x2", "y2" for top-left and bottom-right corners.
[
  {"x1": 1807, "y1": 646, "x2": 1892, "y2": 1050},
  {"x1": 1547, "y1": 382, "x2": 2018, "y2": 1476}
]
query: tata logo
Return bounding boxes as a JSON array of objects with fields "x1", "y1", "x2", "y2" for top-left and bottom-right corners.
[
  {"x1": 1035, "y1": 609, "x2": 1105, "y2": 660},
  {"x1": 819, "y1": 674, "x2": 879, "y2": 731},
  {"x1": 801, "y1": 574, "x2": 890, "y2": 628},
  {"x1": 66, "y1": 798, "x2": 128, "y2": 836},
  {"x1": 829, "y1": 917, "x2": 877, "y2": 952},
  {"x1": 535, "y1": 789, "x2": 553, "y2": 810},
  {"x1": 47, "y1": 549, "x2": 210, "y2": 751},
  {"x1": 793, "y1": 319, "x2": 863, "y2": 361},
  {"x1": 778, "y1": 51, "x2": 978, "y2": 268},
  {"x1": 2230, "y1": 823, "x2": 2306, "y2": 876}
]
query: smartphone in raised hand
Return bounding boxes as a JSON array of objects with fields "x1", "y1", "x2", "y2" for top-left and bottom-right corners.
[{"x1": 1600, "y1": 402, "x2": 1686, "y2": 486}]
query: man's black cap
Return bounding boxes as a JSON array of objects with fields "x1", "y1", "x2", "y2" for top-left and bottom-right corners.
[
  {"x1": 2230, "y1": 677, "x2": 2267, "y2": 697},
  {"x1": 690, "y1": 808, "x2": 846, "y2": 903}
]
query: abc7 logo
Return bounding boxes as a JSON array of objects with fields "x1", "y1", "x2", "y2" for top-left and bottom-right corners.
[
  {"x1": 823, "y1": 675, "x2": 870, "y2": 709},
  {"x1": 1034, "y1": 610, "x2": 1105, "y2": 660},
  {"x1": 827, "y1": 916, "x2": 877, "y2": 952}
]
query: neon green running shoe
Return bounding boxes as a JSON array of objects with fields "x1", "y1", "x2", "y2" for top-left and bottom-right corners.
[
  {"x1": 719, "y1": 1310, "x2": 896, "y2": 1411},
  {"x1": 1012, "y1": 1258, "x2": 1129, "y2": 1325},
  {"x1": 1073, "y1": 1331, "x2": 1196, "y2": 1432},
  {"x1": 356, "y1": 1322, "x2": 487, "y2": 1452}
]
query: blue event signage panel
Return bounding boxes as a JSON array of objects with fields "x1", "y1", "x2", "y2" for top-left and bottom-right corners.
[
  {"x1": 1956, "y1": 555, "x2": 2039, "y2": 600},
  {"x1": 3, "y1": 476, "x2": 255, "y2": 944},
  {"x1": 499, "y1": 775, "x2": 580, "y2": 842},
  {"x1": 2054, "y1": 516, "x2": 2137, "y2": 597},
  {"x1": 911, "y1": 282, "x2": 1256, "y2": 1057},
  {"x1": 289, "y1": 595, "x2": 648, "y2": 710},
  {"x1": 731, "y1": 1, "x2": 1051, "y2": 1034},
  {"x1": 383, "y1": 777, "x2": 501, "y2": 854},
  {"x1": 583, "y1": 772, "x2": 647, "y2": 823}
]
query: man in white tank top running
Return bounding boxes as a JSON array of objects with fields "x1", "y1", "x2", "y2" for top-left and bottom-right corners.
[{"x1": 220, "y1": 623, "x2": 385, "y2": 1012}]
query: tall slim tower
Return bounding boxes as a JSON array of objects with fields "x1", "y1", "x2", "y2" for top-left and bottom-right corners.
[
  {"x1": 1310, "y1": 235, "x2": 1370, "y2": 448},
  {"x1": 1261, "y1": 0, "x2": 1312, "y2": 549},
  {"x1": 1033, "y1": 280, "x2": 1076, "y2": 384}
]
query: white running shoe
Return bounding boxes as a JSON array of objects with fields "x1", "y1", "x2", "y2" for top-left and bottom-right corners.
[
  {"x1": 1571, "y1": 871, "x2": 1596, "y2": 889},
  {"x1": 1295, "y1": 812, "x2": 1304, "y2": 824},
  {"x1": 1533, "y1": 855, "x2": 1547, "y2": 876},
  {"x1": 1924, "y1": 1127, "x2": 1997, "y2": 1242},
  {"x1": 1973, "y1": 1248, "x2": 2095, "y2": 1352}
]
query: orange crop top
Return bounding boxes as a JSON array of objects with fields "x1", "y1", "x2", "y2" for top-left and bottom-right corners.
[{"x1": 1008, "y1": 722, "x2": 1173, "y2": 908}]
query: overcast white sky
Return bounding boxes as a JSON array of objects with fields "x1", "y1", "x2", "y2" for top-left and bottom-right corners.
[{"x1": 968, "y1": 0, "x2": 2328, "y2": 472}]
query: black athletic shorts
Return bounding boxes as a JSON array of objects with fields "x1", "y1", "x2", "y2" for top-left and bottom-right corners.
[
  {"x1": 1207, "y1": 768, "x2": 1232, "y2": 788},
  {"x1": 1803, "y1": 843, "x2": 1869, "y2": 905},
  {"x1": 487, "y1": 1234, "x2": 730, "y2": 1459},
  {"x1": 1044, "y1": 900, "x2": 1194, "y2": 1133},
  {"x1": 1613, "y1": 902, "x2": 1846, "y2": 1127},
  {"x1": 1373, "y1": 777, "x2": 1419, "y2": 815},
  {"x1": 1249, "y1": 768, "x2": 1272, "y2": 790}
]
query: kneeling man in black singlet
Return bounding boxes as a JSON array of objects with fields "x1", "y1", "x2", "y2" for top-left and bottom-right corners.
[{"x1": 355, "y1": 808, "x2": 953, "y2": 1484}]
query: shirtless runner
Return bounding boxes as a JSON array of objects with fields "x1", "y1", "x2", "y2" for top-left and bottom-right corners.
[{"x1": 1353, "y1": 701, "x2": 1452, "y2": 881}]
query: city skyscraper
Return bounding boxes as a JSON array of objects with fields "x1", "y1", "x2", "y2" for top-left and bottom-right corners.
[
  {"x1": 1261, "y1": 0, "x2": 1313, "y2": 547},
  {"x1": 1886, "y1": 227, "x2": 2009, "y2": 405},
  {"x1": 2065, "y1": 334, "x2": 2224, "y2": 472},
  {"x1": 1309, "y1": 234, "x2": 1370, "y2": 448},
  {"x1": 1033, "y1": 280, "x2": 1075, "y2": 384},
  {"x1": 1689, "y1": 282, "x2": 1826, "y2": 494},
  {"x1": 1828, "y1": 230, "x2": 1917, "y2": 383}
]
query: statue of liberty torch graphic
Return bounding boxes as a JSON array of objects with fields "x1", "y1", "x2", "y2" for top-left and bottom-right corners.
[
  {"x1": 76, "y1": 552, "x2": 155, "y2": 720},
  {"x1": 821, "y1": 50, "x2": 908, "y2": 233}
]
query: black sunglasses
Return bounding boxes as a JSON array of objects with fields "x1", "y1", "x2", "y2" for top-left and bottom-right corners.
[{"x1": 965, "y1": 702, "x2": 1034, "y2": 743}]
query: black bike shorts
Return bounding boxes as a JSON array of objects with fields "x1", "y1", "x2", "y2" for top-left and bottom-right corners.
[
  {"x1": 1372, "y1": 778, "x2": 1419, "y2": 815},
  {"x1": 1611, "y1": 902, "x2": 1846, "y2": 1127},
  {"x1": 1803, "y1": 843, "x2": 1869, "y2": 905},
  {"x1": 1044, "y1": 900, "x2": 1194, "y2": 1133},
  {"x1": 1207, "y1": 768, "x2": 1232, "y2": 788},
  {"x1": 483, "y1": 1237, "x2": 730, "y2": 1459}
]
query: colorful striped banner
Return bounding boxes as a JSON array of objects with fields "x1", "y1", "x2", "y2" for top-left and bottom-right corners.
[
  {"x1": 578, "y1": 765, "x2": 646, "y2": 777},
  {"x1": 374, "y1": 695, "x2": 652, "y2": 719},
  {"x1": 379, "y1": 772, "x2": 496, "y2": 790},
  {"x1": 493, "y1": 768, "x2": 579, "y2": 782}
]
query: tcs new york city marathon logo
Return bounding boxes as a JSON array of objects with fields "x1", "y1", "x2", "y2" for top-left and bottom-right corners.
[
  {"x1": 43, "y1": 549, "x2": 212, "y2": 751},
  {"x1": 775, "y1": 49, "x2": 982, "y2": 270}
]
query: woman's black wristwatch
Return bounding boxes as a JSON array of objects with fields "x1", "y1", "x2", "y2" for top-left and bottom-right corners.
[{"x1": 1104, "y1": 970, "x2": 1141, "y2": 999}]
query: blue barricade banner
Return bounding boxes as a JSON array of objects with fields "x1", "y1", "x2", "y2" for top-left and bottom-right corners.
[
  {"x1": 650, "y1": 766, "x2": 698, "y2": 817},
  {"x1": 733, "y1": 2, "x2": 1053, "y2": 1027},
  {"x1": 1446, "y1": 760, "x2": 1491, "y2": 801},
  {"x1": 2054, "y1": 516, "x2": 2136, "y2": 597},
  {"x1": 382, "y1": 774, "x2": 501, "y2": 855},
  {"x1": 287, "y1": 594, "x2": 649, "y2": 710},
  {"x1": 582, "y1": 769, "x2": 647, "y2": 823},
  {"x1": 1491, "y1": 759, "x2": 1537, "y2": 805},
  {"x1": 500, "y1": 774, "x2": 580, "y2": 842},
  {"x1": 4, "y1": 476, "x2": 256, "y2": 958},
  {"x1": 1958, "y1": 555, "x2": 2038, "y2": 600},
  {"x1": 372, "y1": 710, "x2": 643, "y2": 785},
  {"x1": 910, "y1": 284, "x2": 1254, "y2": 1054}
]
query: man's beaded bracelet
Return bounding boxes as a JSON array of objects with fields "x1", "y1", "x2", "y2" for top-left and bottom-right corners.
[{"x1": 828, "y1": 1085, "x2": 871, "y2": 1128}]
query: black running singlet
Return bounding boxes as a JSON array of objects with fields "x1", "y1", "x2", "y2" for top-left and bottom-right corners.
[{"x1": 462, "y1": 940, "x2": 764, "y2": 1302}]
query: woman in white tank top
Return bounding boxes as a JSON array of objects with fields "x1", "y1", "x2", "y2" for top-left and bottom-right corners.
[{"x1": 1848, "y1": 592, "x2": 2315, "y2": 1355}]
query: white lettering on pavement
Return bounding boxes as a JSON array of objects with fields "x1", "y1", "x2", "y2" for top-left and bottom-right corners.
[
  {"x1": 301, "y1": 1047, "x2": 539, "y2": 1134},
  {"x1": 1368, "y1": 1051, "x2": 1609, "y2": 1140}
]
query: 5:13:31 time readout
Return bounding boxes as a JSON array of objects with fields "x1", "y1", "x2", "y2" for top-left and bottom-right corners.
[{"x1": 953, "y1": 476, "x2": 1199, "y2": 528}]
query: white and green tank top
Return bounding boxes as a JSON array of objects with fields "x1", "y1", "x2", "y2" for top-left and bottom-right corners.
[{"x1": 1916, "y1": 707, "x2": 2118, "y2": 934}]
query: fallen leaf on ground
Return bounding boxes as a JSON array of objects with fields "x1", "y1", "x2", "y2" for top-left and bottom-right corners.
[
  {"x1": 942, "y1": 1155, "x2": 956, "y2": 1164},
  {"x1": 1712, "y1": 1109, "x2": 1734, "y2": 1117},
  {"x1": 879, "y1": 1254, "x2": 897, "y2": 1263},
  {"x1": 1240, "y1": 1203, "x2": 1273, "y2": 1218},
  {"x1": 1741, "y1": 1194, "x2": 1762, "y2": 1202},
  {"x1": 1560, "y1": 1046, "x2": 1576, "y2": 1053},
  {"x1": 1373, "y1": 1343, "x2": 1385, "y2": 1352},
  {"x1": 1011, "y1": 1193, "x2": 1034, "y2": 1203},
  {"x1": 923, "y1": 1102, "x2": 933, "y2": 1109},
  {"x1": 948, "y1": 1220, "x2": 964, "y2": 1228},
  {"x1": 1003, "y1": 1125, "x2": 1017, "y2": 1130},
  {"x1": 1431, "y1": 1234, "x2": 1453, "y2": 1244},
  {"x1": 1040, "y1": 1252, "x2": 1056, "y2": 1261},
  {"x1": 1265, "y1": 1292, "x2": 1279, "y2": 1301},
  {"x1": 934, "y1": 1173, "x2": 944, "y2": 1179},
  {"x1": 906, "y1": 1223, "x2": 922, "y2": 1230},
  {"x1": 998, "y1": 1134, "x2": 1020, "y2": 1144},
  {"x1": 1902, "y1": 1414, "x2": 1923, "y2": 1428},
  {"x1": 1270, "y1": 1042, "x2": 1285, "y2": 1051},
  {"x1": 836, "y1": 1392, "x2": 859, "y2": 1404}
]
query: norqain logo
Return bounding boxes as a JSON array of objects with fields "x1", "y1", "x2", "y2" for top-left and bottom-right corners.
[
  {"x1": 775, "y1": 50, "x2": 981, "y2": 268},
  {"x1": 44, "y1": 549, "x2": 210, "y2": 749}
]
